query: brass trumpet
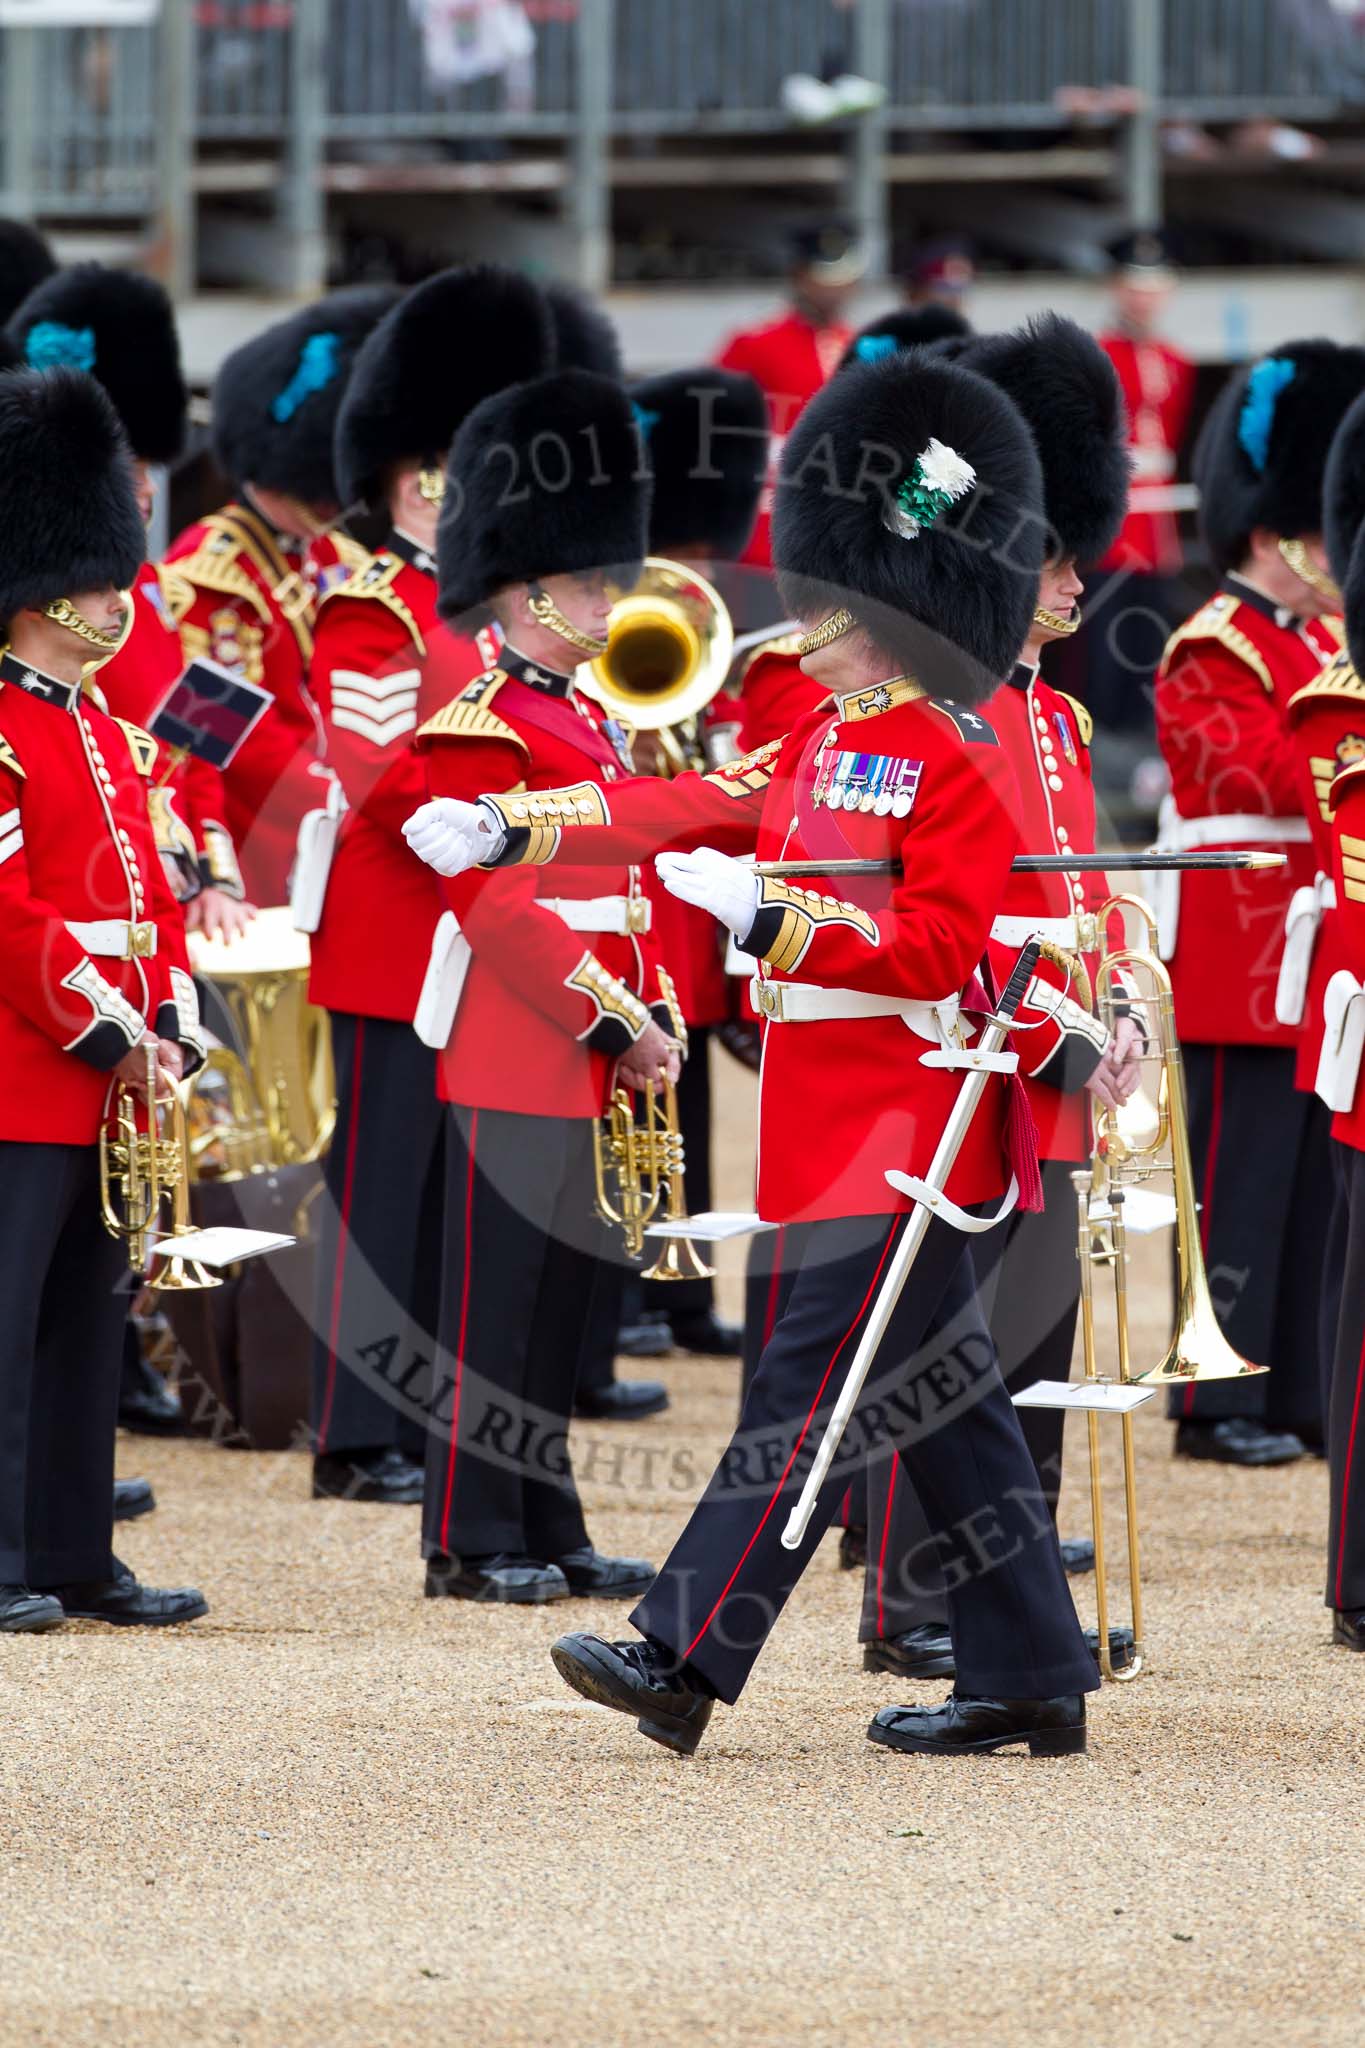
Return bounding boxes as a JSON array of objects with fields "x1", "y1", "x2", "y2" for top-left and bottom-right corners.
[
  {"x1": 99, "y1": 1044, "x2": 221, "y2": 1292},
  {"x1": 576, "y1": 556, "x2": 734, "y2": 773},
  {"x1": 592, "y1": 1076, "x2": 714, "y2": 1281}
]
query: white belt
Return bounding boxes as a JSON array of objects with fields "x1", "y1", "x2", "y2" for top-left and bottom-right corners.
[
  {"x1": 990, "y1": 912, "x2": 1099, "y2": 952},
  {"x1": 751, "y1": 977, "x2": 1017, "y2": 1073},
  {"x1": 538, "y1": 894, "x2": 651, "y2": 936},
  {"x1": 1150, "y1": 796, "x2": 1310, "y2": 961},
  {"x1": 67, "y1": 917, "x2": 157, "y2": 960},
  {"x1": 1276, "y1": 873, "x2": 1337, "y2": 1027},
  {"x1": 1317, "y1": 969, "x2": 1365, "y2": 1113}
]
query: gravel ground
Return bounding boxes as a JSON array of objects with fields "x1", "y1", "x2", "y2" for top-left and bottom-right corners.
[{"x1": 1, "y1": 1053, "x2": 1359, "y2": 2048}]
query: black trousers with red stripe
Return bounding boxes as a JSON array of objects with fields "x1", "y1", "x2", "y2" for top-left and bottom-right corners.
[
  {"x1": 0, "y1": 1143, "x2": 127, "y2": 1586},
  {"x1": 421, "y1": 1104, "x2": 610, "y2": 1563},
  {"x1": 632, "y1": 1210, "x2": 1098, "y2": 1706},
  {"x1": 859, "y1": 1155, "x2": 1080, "y2": 1642},
  {"x1": 310, "y1": 1012, "x2": 441, "y2": 1460},
  {"x1": 1326, "y1": 1143, "x2": 1365, "y2": 1615},
  {"x1": 1166, "y1": 1044, "x2": 1329, "y2": 1433}
]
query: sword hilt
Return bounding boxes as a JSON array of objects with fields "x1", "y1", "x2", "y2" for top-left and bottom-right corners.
[{"x1": 993, "y1": 937, "x2": 1042, "y2": 1028}]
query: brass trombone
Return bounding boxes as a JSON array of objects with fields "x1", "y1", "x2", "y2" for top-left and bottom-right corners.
[
  {"x1": 99, "y1": 1044, "x2": 221, "y2": 1292},
  {"x1": 576, "y1": 556, "x2": 734, "y2": 772},
  {"x1": 592, "y1": 1076, "x2": 714, "y2": 1282}
]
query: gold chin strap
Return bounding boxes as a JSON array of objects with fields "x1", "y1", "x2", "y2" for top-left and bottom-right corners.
[
  {"x1": 417, "y1": 467, "x2": 447, "y2": 507},
  {"x1": 1279, "y1": 536, "x2": 1341, "y2": 607},
  {"x1": 1034, "y1": 604, "x2": 1080, "y2": 637},
  {"x1": 527, "y1": 583, "x2": 609, "y2": 657},
  {"x1": 45, "y1": 592, "x2": 135, "y2": 673},
  {"x1": 796, "y1": 607, "x2": 855, "y2": 657}
]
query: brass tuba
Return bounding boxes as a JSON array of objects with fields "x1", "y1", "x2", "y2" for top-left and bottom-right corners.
[{"x1": 576, "y1": 556, "x2": 734, "y2": 767}]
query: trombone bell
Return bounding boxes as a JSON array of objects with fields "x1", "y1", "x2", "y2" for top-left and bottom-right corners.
[{"x1": 576, "y1": 557, "x2": 734, "y2": 736}]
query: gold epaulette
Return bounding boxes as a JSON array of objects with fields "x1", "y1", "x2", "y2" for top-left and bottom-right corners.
[
  {"x1": 1330, "y1": 759, "x2": 1365, "y2": 812},
  {"x1": 172, "y1": 507, "x2": 315, "y2": 660},
  {"x1": 170, "y1": 528, "x2": 275, "y2": 630},
  {"x1": 415, "y1": 669, "x2": 529, "y2": 756},
  {"x1": 730, "y1": 630, "x2": 806, "y2": 694},
  {"x1": 0, "y1": 733, "x2": 23, "y2": 780},
  {"x1": 155, "y1": 562, "x2": 198, "y2": 628},
  {"x1": 113, "y1": 718, "x2": 158, "y2": 777},
  {"x1": 1159, "y1": 595, "x2": 1274, "y2": 697},
  {"x1": 1286, "y1": 651, "x2": 1365, "y2": 718},
  {"x1": 329, "y1": 529, "x2": 372, "y2": 576},
  {"x1": 319, "y1": 550, "x2": 426, "y2": 657},
  {"x1": 1055, "y1": 690, "x2": 1093, "y2": 749},
  {"x1": 702, "y1": 736, "x2": 784, "y2": 798}
]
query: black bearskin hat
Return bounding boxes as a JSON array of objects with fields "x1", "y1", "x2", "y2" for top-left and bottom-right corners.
[
  {"x1": 0, "y1": 217, "x2": 55, "y2": 327},
  {"x1": 772, "y1": 349, "x2": 1045, "y2": 704},
  {"x1": 956, "y1": 313, "x2": 1129, "y2": 566},
  {"x1": 544, "y1": 280, "x2": 623, "y2": 379},
  {"x1": 335, "y1": 265, "x2": 556, "y2": 511},
  {"x1": 838, "y1": 304, "x2": 971, "y2": 374},
  {"x1": 1194, "y1": 338, "x2": 1365, "y2": 576},
  {"x1": 437, "y1": 369, "x2": 649, "y2": 622},
  {"x1": 0, "y1": 368, "x2": 144, "y2": 619},
  {"x1": 630, "y1": 365, "x2": 767, "y2": 560},
  {"x1": 1323, "y1": 391, "x2": 1365, "y2": 675},
  {"x1": 8, "y1": 262, "x2": 186, "y2": 464},
  {"x1": 212, "y1": 286, "x2": 401, "y2": 507}
]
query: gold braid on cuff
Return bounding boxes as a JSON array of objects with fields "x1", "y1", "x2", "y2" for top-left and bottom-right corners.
[
  {"x1": 796, "y1": 608, "x2": 855, "y2": 656},
  {"x1": 528, "y1": 583, "x2": 609, "y2": 656}
]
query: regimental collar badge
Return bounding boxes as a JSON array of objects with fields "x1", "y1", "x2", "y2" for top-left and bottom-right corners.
[
  {"x1": 386, "y1": 528, "x2": 438, "y2": 577},
  {"x1": 835, "y1": 674, "x2": 924, "y2": 723},
  {"x1": 0, "y1": 652, "x2": 79, "y2": 711},
  {"x1": 501, "y1": 645, "x2": 572, "y2": 696}
]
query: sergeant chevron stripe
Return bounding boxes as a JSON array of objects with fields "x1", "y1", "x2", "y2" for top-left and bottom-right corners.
[{"x1": 330, "y1": 666, "x2": 422, "y2": 747}]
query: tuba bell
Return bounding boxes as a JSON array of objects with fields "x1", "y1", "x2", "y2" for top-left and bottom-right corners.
[{"x1": 575, "y1": 556, "x2": 734, "y2": 766}]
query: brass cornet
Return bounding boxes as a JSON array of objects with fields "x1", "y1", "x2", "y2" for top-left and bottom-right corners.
[
  {"x1": 592, "y1": 1075, "x2": 714, "y2": 1281},
  {"x1": 99, "y1": 1044, "x2": 221, "y2": 1292}
]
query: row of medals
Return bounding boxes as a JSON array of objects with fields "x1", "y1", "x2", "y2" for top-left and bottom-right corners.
[{"x1": 813, "y1": 747, "x2": 921, "y2": 817}]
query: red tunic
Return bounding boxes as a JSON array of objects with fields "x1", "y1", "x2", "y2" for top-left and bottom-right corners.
[
  {"x1": 985, "y1": 669, "x2": 1113, "y2": 1163},
  {"x1": 1096, "y1": 330, "x2": 1196, "y2": 576},
  {"x1": 308, "y1": 543, "x2": 488, "y2": 1023},
  {"x1": 716, "y1": 310, "x2": 851, "y2": 568},
  {"x1": 1328, "y1": 756, "x2": 1365, "y2": 1154},
  {"x1": 0, "y1": 658, "x2": 195, "y2": 1144},
  {"x1": 415, "y1": 651, "x2": 671, "y2": 1120},
  {"x1": 477, "y1": 677, "x2": 1024, "y2": 1224},
  {"x1": 303, "y1": 526, "x2": 372, "y2": 606},
  {"x1": 164, "y1": 502, "x2": 329, "y2": 905},
  {"x1": 1282, "y1": 635, "x2": 1363, "y2": 1091},
  {"x1": 1154, "y1": 585, "x2": 1333, "y2": 1044},
  {"x1": 97, "y1": 564, "x2": 244, "y2": 902}
]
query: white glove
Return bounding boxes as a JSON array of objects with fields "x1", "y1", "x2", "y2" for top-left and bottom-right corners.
[
  {"x1": 655, "y1": 847, "x2": 759, "y2": 940},
  {"x1": 402, "y1": 798, "x2": 506, "y2": 877}
]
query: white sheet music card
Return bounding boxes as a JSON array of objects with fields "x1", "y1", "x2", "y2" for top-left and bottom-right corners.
[
  {"x1": 645, "y1": 1211, "x2": 774, "y2": 1243},
  {"x1": 1012, "y1": 1379, "x2": 1157, "y2": 1414},
  {"x1": 155, "y1": 1227, "x2": 296, "y2": 1267}
]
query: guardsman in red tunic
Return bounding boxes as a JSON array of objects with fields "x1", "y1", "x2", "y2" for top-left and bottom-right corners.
[
  {"x1": 1084, "y1": 230, "x2": 1197, "y2": 734},
  {"x1": 0, "y1": 369, "x2": 206, "y2": 1634},
  {"x1": 301, "y1": 266, "x2": 555, "y2": 1505},
  {"x1": 163, "y1": 289, "x2": 397, "y2": 904},
  {"x1": 716, "y1": 221, "x2": 863, "y2": 569},
  {"x1": 409, "y1": 366, "x2": 685, "y2": 1606},
  {"x1": 598, "y1": 364, "x2": 770, "y2": 1369},
  {"x1": 1155, "y1": 340, "x2": 1365, "y2": 1463},
  {"x1": 858, "y1": 314, "x2": 1142, "y2": 1678},
  {"x1": 409, "y1": 347, "x2": 1102, "y2": 1758},
  {"x1": 8, "y1": 263, "x2": 251, "y2": 940}
]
